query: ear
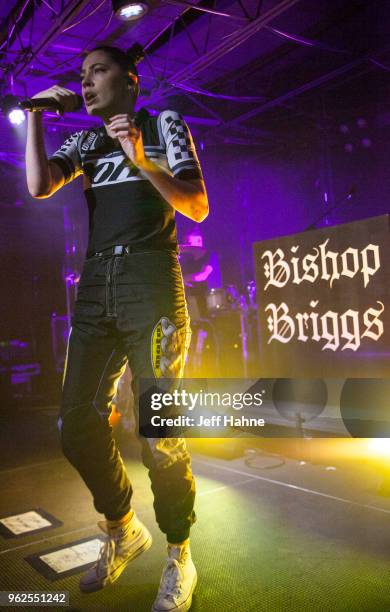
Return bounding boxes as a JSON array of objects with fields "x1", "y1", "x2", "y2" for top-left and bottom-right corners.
[{"x1": 129, "y1": 80, "x2": 139, "y2": 100}]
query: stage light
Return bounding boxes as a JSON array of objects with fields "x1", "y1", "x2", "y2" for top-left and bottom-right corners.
[
  {"x1": 8, "y1": 108, "x2": 25, "y2": 125},
  {"x1": 1, "y1": 95, "x2": 26, "y2": 125},
  {"x1": 112, "y1": 0, "x2": 149, "y2": 21}
]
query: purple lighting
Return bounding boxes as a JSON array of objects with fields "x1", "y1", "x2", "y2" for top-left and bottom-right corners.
[{"x1": 64, "y1": 273, "x2": 80, "y2": 285}]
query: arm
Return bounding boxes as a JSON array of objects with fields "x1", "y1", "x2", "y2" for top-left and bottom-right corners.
[
  {"x1": 26, "y1": 113, "x2": 65, "y2": 198},
  {"x1": 137, "y1": 159, "x2": 208, "y2": 222},
  {"x1": 183, "y1": 263, "x2": 213, "y2": 286},
  {"x1": 25, "y1": 85, "x2": 80, "y2": 198},
  {"x1": 108, "y1": 112, "x2": 209, "y2": 223}
]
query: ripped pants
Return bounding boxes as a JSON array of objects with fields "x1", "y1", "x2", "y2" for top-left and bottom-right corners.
[{"x1": 59, "y1": 249, "x2": 195, "y2": 543}]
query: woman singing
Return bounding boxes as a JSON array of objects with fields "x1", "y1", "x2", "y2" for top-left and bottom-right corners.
[{"x1": 25, "y1": 43, "x2": 208, "y2": 612}]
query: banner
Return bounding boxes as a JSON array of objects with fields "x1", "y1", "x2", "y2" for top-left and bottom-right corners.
[{"x1": 253, "y1": 215, "x2": 389, "y2": 377}]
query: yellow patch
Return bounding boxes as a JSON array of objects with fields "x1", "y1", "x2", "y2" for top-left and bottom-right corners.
[{"x1": 151, "y1": 317, "x2": 180, "y2": 378}]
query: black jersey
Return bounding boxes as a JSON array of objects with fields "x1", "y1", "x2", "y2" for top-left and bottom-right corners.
[{"x1": 49, "y1": 109, "x2": 203, "y2": 256}]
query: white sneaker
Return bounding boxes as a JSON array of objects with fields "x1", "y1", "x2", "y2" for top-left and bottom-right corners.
[
  {"x1": 152, "y1": 544, "x2": 197, "y2": 612},
  {"x1": 80, "y1": 512, "x2": 152, "y2": 593}
]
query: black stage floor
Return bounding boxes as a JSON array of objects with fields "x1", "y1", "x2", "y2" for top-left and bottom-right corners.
[{"x1": 0, "y1": 405, "x2": 389, "y2": 612}]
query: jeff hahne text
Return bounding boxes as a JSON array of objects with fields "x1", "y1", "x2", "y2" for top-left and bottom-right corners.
[{"x1": 149, "y1": 389, "x2": 266, "y2": 428}]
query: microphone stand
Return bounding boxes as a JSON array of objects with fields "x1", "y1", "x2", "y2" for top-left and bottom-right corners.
[{"x1": 304, "y1": 186, "x2": 356, "y2": 231}]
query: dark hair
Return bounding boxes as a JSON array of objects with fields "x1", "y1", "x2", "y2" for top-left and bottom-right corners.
[
  {"x1": 86, "y1": 43, "x2": 144, "y2": 98},
  {"x1": 89, "y1": 43, "x2": 144, "y2": 75}
]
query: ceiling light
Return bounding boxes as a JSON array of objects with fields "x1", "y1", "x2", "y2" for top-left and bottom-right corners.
[{"x1": 112, "y1": 1, "x2": 149, "y2": 21}]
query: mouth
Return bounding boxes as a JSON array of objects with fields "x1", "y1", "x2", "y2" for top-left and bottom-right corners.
[{"x1": 85, "y1": 93, "x2": 98, "y2": 106}]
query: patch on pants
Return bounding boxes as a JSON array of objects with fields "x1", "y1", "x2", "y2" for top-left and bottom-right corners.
[{"x1": 151, "y1": 317, "x2": 184, "y2": 378}]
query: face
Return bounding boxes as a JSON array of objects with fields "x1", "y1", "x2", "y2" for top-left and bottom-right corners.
[{"x1": 80, "y1": 50, "x2": 134, "y2": 119}]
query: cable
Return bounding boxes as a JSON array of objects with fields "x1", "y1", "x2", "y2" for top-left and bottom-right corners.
[
  {"x1": 61, "y1": 0, "x2": 107, "y2": 33},
  {"x1": 369, "y1": 58, "x2": 390, "y2": 72},
  {"x1": 39, "y1": 7, "x2": 114, "y2": 76},
  {"x1": 244, "y1": 448, "x2": 286, "y2": 470},
  {"x1": 265, "y1": 25, "x2": 351, "y2": 55},
  {"x1": 171, "y1": 81, "x2": 266, "y2": 102},
  {"x1": 0, "y1": 0, "x2": 32, "y2": 52},
  {"x1": 265, "y1": 25, "x2": 390, "y2": 74},
  {"x1": 165, "y1": 0, "x2": 248, "y2": 22}
]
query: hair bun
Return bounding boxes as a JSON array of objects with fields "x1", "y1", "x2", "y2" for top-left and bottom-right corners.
[{"x1": 126, "y1": 43, "x2": 145, "y2": 66}]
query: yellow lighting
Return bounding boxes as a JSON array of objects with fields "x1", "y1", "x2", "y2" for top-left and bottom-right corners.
[{"x1": 367, "y1": 438, "x2": 390, "y2": 457}]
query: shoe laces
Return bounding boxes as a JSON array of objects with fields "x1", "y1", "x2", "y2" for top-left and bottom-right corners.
[
  {"x1": 159, "y1": 559, "x2": 184, "y2": 602},
  {"x1": 96, "y1": 537, "x2": 115, "y2": 576},
  {"x1": 95, "y1": 522, "x2": 123, "y2": 576}
]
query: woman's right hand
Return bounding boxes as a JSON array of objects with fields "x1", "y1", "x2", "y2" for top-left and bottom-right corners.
[{"x1": 31, "y1": 85, "x2": 80, "y2": 114}]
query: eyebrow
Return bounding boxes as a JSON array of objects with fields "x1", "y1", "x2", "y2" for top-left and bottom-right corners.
[{"x1": 80, "y1": 62, "x2": 108, "y2": 76}]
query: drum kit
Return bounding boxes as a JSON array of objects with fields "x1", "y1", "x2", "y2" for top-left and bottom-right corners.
[
  {"x1": 206, "y1": 281, "x2": 257, "y2": 313},
  {"x1": 184, "y1": 274, "x2": 260, "y2": 378}
]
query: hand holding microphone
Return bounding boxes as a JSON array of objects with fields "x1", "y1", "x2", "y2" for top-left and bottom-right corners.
[{"x1": 20, "y1": 85, "x2": 82, "y2": 115}]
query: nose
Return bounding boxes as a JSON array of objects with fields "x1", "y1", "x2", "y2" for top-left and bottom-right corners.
[{"x1": 82, "y1": 73, "x2": 94, "y2": 89}]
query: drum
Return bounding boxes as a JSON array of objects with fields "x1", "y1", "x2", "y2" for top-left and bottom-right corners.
[
  {"x1": 225, "y1": 284, "x2": 240, "y2": 307},
  {"x1": 206, "y1": 288, "x2": 228, "y2": 312},
  {"x1": 206, "y1": 285, "x2": 241, "y2": 312},
  {"x1": 186, "y1": 309, "x2": 260, "y2": 377}
]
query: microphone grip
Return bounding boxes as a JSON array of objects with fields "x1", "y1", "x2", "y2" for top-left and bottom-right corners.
[
  {"x1": 19, "y1": 98, "x2": 62, "y2": 112},
  {"x1": 133, "y1": 107, "x2": 150, "y2": 128},
  {"x1": 18, "y1": 95, "x2": 83, "y2": 113}
]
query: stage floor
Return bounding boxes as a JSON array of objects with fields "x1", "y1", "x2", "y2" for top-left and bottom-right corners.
[{"x1": 0, "y1": 406, "x2": 389, "y2": 612}]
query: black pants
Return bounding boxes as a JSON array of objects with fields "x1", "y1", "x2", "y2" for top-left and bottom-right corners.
[{"x1": 58, "y1": 249, "x2": 196, "y2": 543}]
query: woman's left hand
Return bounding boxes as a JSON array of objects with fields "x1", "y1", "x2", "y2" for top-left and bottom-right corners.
[{"x1": 108, "y1": 114, "x2": 147, "y2": 169}]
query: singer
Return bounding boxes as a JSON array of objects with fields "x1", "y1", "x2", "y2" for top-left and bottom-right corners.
[{"x1": 25, "y1": 44, "x2": 208, "y2": 612}]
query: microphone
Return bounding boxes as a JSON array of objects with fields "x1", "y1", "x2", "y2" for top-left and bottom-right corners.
[
  {"x1": 18, "y1": 95, "x2": 83, "y2": 113},
  {"x1": 304, "y1": 185, "x2": 357, "y2": 231},
  {"x1": 133, "y1": 107, "x2": 150, "y2": 128}
]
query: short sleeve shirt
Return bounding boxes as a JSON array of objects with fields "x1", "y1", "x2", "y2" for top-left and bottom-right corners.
[{"x1": 49, "y1": 109, "x2": 203, "y2": 256}]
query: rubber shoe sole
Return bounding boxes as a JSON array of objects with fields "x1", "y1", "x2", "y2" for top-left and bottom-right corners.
[
  {"x1": 80, "y1": 530, "x2": 152, "y2": 593},
  {"x1": 152, "y1": 570, "x2": 197, "y2": 612}
]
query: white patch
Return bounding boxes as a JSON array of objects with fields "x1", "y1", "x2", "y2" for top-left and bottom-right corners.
[
  {"x1": 0, "y1": 511, "x2": 52, "y2": 535},
  {"x1": 39, "y1": 539, "x2": 102, "y2": 574}
]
